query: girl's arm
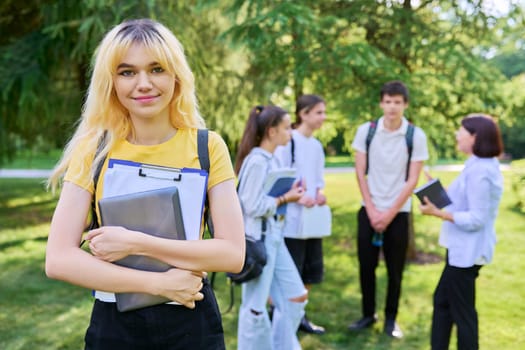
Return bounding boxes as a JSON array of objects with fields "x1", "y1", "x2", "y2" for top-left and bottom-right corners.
[
  {"x1": 46, "y1": 182, "x2": 205, "y2": 308},
  {"x1": 86, "y1": 178, "x2": 245, "y2": 273}
]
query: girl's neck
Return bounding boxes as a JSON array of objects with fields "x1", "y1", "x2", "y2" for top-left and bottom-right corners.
[
  {"x1": 259, "y1": 139, "x2": 276, "y2": 154},
  {"x1": 297, "y1": 123, "x2": 314, "y2": 137},
  {"x1": 128, "y1": 122, "x2": 177, "y2": 145}
]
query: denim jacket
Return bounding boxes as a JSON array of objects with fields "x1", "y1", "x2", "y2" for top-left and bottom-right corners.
[{"x1": 237, "y1": 148, "x2": 281, "y2": 240}]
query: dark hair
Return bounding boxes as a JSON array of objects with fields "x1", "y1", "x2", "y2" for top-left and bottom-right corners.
[
  {"x1": 294, "y1": 94, "x2": 325, "y2": 128},
  {"x1": 461, "y1": 114, "x2": 503, "y2": 158},
  {"x1": 380, "y1": 81, "x2": 409, "y2": 102},
  {"x1": 234, "y1": 105, "x2": 288, "y2": 174}
]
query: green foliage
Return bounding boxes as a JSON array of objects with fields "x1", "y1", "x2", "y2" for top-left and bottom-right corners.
[
  {"x1": 2, "y1": 0, "x2": 525, "y2": 164},
  {"x1": 0, "y1": 0, "x2": 250, "y2": 164},
  {"x1": 220, "y1": 0, "x2": 518, "y2": 157},
  {"x1": 490, "y1": 49, "x2": 525, "y2": 78}
]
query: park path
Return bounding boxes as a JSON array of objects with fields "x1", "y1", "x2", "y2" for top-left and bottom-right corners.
[{"x1": 0, "y1": 164, "x2": 512, "y2": 178}]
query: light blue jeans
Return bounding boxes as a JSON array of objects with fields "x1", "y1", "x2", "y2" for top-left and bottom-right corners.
[{"x1": 237, "y1": 226, "x2": 307, "y2": 350}]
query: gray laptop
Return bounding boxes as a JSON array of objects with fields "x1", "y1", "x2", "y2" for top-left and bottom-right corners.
[{"x1": 98, "y1": 186, "x2": 186, "y2": 312}]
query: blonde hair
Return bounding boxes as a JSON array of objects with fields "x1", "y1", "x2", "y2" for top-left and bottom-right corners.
[{"x1": 48, "y1": 19, "x2": 205, "y2": 191}]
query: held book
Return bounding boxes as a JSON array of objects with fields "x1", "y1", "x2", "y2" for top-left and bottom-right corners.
[
  {"x1": 263, "y1": 168, "x2": 297, "y2": 215},
  {"x1": 98, "y1": 186, "x2": 186, "y2": 312},
  {"x1": 413, "y1": 178, "x2": 452, "y2": 209},
  {"x1": 298, "y1": 205, "x2": 332, "y2": 239}
]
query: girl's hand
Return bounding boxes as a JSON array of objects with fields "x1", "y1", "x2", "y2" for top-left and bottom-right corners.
[
  {"x1": 157, "y1": 269, "x2": 206, "y2": 309},
  {"x1": 86, "y1": 226, "x2": 139, "y2": 262},
  {"x1": 419, "y1": 196, "x2": 440, "y2": 217},
  {"x1": 284, "y1": 180, "x2": 305, "y2": 203},
  {"x1": 424, "y1": 169, "x2": 433, "y2": 182},
  {"x1": 316, "y1": 192, "x2": 327, "y2": 206},
  {"x1": 298, "y1": 194, "x2": 316, "y2": 208}
]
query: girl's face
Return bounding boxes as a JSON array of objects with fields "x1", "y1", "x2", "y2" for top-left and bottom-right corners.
[
  {"x1": 270, "y1": 114, "x2": 292, "y2": 147},
  {"x1": 456, "y1": 126, "x2": 475, "y2": 155},
  {"x1": 113, "y1": 43, "x2": 176, "y2": 123},
  {"x1": 300, "y1": 102, "x2": 326, "y2": 131}
]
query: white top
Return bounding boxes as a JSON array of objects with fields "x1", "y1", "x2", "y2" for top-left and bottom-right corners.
[
  {"x1": 440, "y1": 156, "x2": 503, "y2": 267},
  {"x1": 274, "y1": 130, "x2": 325, "y2": 238},
  {"x1": 351, "y1": 116, "x2": 429, "y2": 212}
]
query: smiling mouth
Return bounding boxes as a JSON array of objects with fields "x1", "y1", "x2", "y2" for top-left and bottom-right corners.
[{"x1": 134, "y1": 96, "x2": 159, "y2": 102}]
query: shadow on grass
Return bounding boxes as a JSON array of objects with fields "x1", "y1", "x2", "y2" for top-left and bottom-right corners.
[
  {"x1": 0, "y1": 178, "x2": 56, "y2": 230},
  {"x1": 0, "y1": 235, "x2": 48, "y2": 251}
]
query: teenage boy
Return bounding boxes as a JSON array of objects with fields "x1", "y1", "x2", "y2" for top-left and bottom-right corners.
[{"x1": 349, "y1": 81, "x2": 429, "y2": 338}]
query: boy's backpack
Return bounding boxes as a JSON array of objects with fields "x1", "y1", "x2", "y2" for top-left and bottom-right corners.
[{"x1": 365, "y1": 119, "x2": 415, "y2": 181}]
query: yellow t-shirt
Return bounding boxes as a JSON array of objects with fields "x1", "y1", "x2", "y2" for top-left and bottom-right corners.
[{"x1": 64, "y1": 128, "x2": 234, "y2": 222}]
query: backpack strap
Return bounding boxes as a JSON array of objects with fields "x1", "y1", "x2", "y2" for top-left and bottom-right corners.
[
  {"x1": 365, "y1": 120, "x2": 415, "y2": 181},
  {"x1": 197, "y1": 129, "x2": 214, "y2": 238},
  {"x1": 405, "y1": 123, "x2": 415, "y2": 181},
  {"x1": 364, "y1": 119, "x2": 378, "y2": 176},
  {"x1": 87, "y1": 131, "x2": 108, "y2": 231},
  {"x1": 197, "y1": 129, "x2": 210, "y2": 173}
]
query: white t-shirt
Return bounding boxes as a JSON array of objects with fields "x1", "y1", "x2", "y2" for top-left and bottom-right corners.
[
  {"x1": 351, "y1": 116, "x2": 429, "y2": 212},
  {"x1": 274, "y1": 130, "x2": 325, "y2": 238}
]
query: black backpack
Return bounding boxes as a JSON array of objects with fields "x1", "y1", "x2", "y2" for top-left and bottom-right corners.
[{"x1": 365, "y1": 119, "x2": 415, "y2": 181}]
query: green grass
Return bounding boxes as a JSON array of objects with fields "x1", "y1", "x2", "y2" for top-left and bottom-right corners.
[
  {"x1": 2, "y1": 149, "x2": 62, "y2": 169},
  {"x1": 325, "y1": 155, "x2": 353, "y2": 168},
  {"x1": 1, "y1": 173, "x2": 524, "y2": 349}
]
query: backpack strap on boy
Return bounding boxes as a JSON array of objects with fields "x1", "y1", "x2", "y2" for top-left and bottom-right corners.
[{"x1": 365, "y1": 119, "x2": 415, "y2": 181}]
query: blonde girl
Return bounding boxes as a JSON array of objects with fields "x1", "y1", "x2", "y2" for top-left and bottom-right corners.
[{"x1": 46, "y1": 19, "x2": 244, "y2": 350}]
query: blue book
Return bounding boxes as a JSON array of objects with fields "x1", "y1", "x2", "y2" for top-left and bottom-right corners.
[{"x1": 264, "y1": 168, "x2": 296, "y2": 215}]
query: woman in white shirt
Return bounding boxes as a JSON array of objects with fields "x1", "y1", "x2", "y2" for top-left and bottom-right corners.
[{"x1": 419, "y1": 114, "x2": 504, "y2": 350}]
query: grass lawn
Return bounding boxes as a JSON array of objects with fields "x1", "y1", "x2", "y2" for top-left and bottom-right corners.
[
  {"x1": 1, "y1": 150, "x2": 63, "y2": 170},
  {"x1": 1, "y1": 172, "x2": 524, "y2": 349}
]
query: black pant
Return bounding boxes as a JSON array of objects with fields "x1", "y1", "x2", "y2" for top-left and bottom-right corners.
[
  {"x1": 431, "y1": 260, "x2": 481, "y2": 350},
  {"x1": 84, "y1": 279, "x2": 224, "y2": 350},
  {"x1": 357, "y1": 206, "x2": 408, "y2": 321}
]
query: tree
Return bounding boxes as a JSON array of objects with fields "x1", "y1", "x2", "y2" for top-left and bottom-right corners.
[
  {"x1": 219, "y1": 0, "x2": 520, "y2": 157},
  {"x1": 0, "y1": 0, "x2": 248, "y2": 164}
]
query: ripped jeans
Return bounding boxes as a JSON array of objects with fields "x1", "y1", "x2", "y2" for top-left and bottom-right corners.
[{"x1": 237, "y1": 229, "x2": 307, "y2": 350}]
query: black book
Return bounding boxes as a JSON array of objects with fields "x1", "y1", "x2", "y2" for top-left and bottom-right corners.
[{"x1": 413, "y1": 178, "x2": 452, "y2": 209}]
